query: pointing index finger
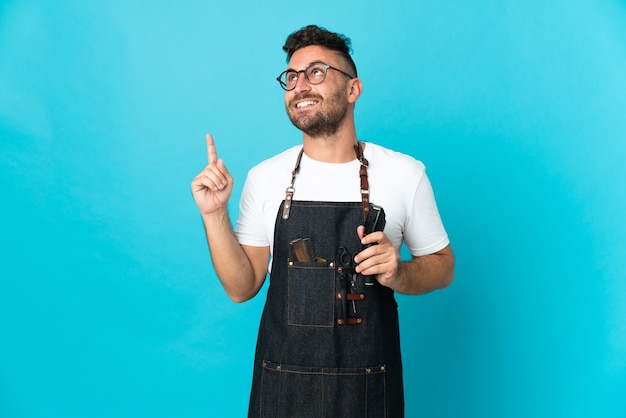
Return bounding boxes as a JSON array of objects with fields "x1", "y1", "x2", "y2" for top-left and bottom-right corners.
[{"x1": 206, "y1": 133, "x2": 218, "y2": 165}]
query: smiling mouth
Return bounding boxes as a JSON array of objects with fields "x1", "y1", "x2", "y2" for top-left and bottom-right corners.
[{"x1": 295, "y1": 100, "x2": 319, "y2": 109}]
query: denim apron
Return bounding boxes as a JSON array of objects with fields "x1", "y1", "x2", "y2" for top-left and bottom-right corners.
[{"x1": 248, "y1": 144, "x2": 404, "y2": 417}]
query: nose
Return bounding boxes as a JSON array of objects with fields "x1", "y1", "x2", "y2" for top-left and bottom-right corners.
[{"x1": 293, "y1": 71, "x2": 311, "y2": 94}]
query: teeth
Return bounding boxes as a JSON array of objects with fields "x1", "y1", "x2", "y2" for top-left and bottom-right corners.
[{"x1": 296, "y1": 100, "x2": 317, "y2": 108}]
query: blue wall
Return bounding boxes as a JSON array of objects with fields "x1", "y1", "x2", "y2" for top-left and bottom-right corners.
[{"x1": 1, "y1": 1, "x2": 625, "y2": 416}]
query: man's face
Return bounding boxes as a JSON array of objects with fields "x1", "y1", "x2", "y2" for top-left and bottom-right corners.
[{"x1": 284, "y1": 45, "x2": 353, "y2": 137}]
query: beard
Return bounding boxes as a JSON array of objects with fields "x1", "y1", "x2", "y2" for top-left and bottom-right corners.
[{"x1": 286, "y1": 89, "x2": 349, "y2": 137}]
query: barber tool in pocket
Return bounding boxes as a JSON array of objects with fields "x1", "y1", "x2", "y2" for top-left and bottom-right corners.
[
  {"x1": 361, "y1": 205, "x2": 386, "y2": 285},
  {"x1": 289, "y1": 238, "x2": 316, "y2": 262},
  {"x1": 337, "y1": 246, "x2": 364, "y2": 322}
]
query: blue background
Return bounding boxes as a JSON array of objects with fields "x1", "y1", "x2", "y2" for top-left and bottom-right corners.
[{"x1": 1, "y1": 1, "x2": 625, "y2": 417}]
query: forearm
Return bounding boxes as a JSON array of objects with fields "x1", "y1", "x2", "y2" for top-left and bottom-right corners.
[
  {"x1": 202, "y1": 208, "x2": 266, "y2": 302},
  {"x1": 391, "y1": 245, "x2": 455, "y2": 295}
]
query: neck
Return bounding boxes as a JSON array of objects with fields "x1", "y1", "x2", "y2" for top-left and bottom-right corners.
[{"x1": 302, "y1": 121, "x2": 359, "y2": 163}]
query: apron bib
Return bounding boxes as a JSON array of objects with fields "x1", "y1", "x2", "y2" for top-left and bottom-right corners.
[{"x1": 248, "y1": 145, "x2": 404, "y2": 418}]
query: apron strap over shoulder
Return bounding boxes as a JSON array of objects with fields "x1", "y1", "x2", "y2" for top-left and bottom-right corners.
[
  {"x1": 355, "y1": 142, "x2": 370, "y2": 222},
  {"x1": 282, "y1": 148, "x2": 304, "y2": 220}
]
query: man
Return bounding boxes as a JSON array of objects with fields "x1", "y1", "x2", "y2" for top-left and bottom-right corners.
[{"x1": 192, "y1": 25, "x2": 454, "y2": 418}]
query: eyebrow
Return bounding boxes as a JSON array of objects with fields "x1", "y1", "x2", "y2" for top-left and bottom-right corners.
[{"x1": 285, "y1": 61, "x2": 327, "y2": 72}]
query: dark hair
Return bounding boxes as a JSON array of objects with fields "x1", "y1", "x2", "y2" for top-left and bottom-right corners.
[{"x1": 282, "y1": 25, "x2": 358, "y2": 77}]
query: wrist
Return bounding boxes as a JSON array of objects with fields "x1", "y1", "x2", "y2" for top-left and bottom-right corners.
[{"x1": 202, "y1": 206, "x2": 230, "y2": 225}]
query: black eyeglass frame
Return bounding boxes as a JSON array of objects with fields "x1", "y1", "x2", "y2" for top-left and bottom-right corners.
[{"x1": 276, "y1": 62, "x2": 356, "y2": 91}]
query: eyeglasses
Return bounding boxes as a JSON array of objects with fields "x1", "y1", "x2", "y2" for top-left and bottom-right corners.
[{"x1": 276, "y1": 62, "x2": 355, "y2": 91}]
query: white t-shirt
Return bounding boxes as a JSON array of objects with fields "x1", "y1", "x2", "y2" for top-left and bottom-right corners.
[{"x1": 234, "y1": 142, "x2": 449, "y2": 257}]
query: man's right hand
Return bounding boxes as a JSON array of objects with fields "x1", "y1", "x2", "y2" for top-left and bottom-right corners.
[{"x1": 191, "y1": 134, "x2": 234, "y2": 215}]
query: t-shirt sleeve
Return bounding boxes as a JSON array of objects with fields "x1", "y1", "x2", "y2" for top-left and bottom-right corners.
[
  {"x1": 402, "y1": 170, "x2": 450, "y2": 256},
  {"x1": 234, "y1": 172, "x2": 271, "y2": 247}
]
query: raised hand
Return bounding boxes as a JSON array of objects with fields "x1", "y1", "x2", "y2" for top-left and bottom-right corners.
[{"x1": 191, "y1": 134, "x2": 234, "y2": 215}]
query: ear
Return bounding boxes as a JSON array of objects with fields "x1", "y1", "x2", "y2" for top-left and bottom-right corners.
[{"x1": 347, "y1": 78, "x2": 362, "y2": 104}]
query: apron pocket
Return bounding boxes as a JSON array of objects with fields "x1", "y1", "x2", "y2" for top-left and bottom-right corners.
[
  {"x1": 287, "y1": 260, "x2": 335, "y2": 327},
  {"x1": 259, "y1": 360, "x2": 387, "y2": 418}
]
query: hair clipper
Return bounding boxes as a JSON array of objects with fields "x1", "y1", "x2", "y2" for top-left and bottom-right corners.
[{"x1": 362, "y1": 205, "x2": 386, "y2": 285}]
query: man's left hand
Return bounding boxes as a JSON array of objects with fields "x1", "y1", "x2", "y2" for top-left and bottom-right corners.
[{"x1": 354, "y1": 226, "x2": 400, "y2": 288}]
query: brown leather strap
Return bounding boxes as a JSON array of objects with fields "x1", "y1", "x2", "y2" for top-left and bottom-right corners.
[
  {"x1": 354, "y1": 142, "x2": 370, "y2": 222},
  {"x1": 336, "y1": 292, "x2": 366, "y2": 301},
  {"x1": 282, "y1": 148, "x2": 304, "y2": 220},
  {"x1": 337, "y1": 317, "x2": 363, "y2": 325}
]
